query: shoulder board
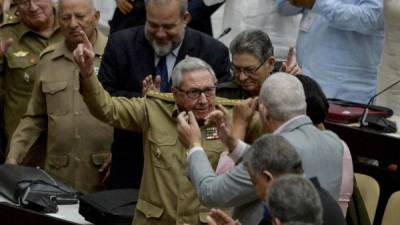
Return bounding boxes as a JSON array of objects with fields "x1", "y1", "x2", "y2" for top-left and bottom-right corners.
[
  {"x1": 217, "y1": 81, "x2": 239, "y2": 89},
  {"x1": 216, "y1": 97, "x2": 241, "y2": 106},
  {"x1": 40, "y1": 45, "x2": 56, "y2": 59},
  {"x1": 146, "y1": 91, "x2": 175, "y2": 103},
  {"x1": 1, "y1": 7, "x2": 19, "y2": 27}
]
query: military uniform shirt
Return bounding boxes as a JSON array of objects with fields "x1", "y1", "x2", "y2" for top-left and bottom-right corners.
[
  {"x1": 0, "y1": 16, "x2": 64, "y2": 147},
  {"x1": 79, "y1": 73, "x2": 261, "y2": 224},
  {"x1": 7, "y1": 32, "x2": 112, "y2": 194}
]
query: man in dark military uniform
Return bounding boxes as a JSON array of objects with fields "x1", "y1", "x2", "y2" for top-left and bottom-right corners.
[{"x1": 0, "y1": 0, "x2": 63, "y2": 162}]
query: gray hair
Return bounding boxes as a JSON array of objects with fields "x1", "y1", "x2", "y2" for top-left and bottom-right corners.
[
  {"x1": 229, "y1": 29, "x2": 274, "y2": 62},
  {"x1": 244, "y1": 135, "x2": 303, "y2": 177},
  {"x1": 58, "y1": 0, "x2": 97, "y2": 12},
  {"x1": 145, "y1": 0, "x2": 188, "y2": 17},
  {"x1": 267, "y1": 175, "x2": 323, "y2": 225},
  {"x1": 259, "y1": 72, "x2": 306, "y2": 121},
  {"x1": 171, "y1": 57, "x2": 217, "y2": 88}
]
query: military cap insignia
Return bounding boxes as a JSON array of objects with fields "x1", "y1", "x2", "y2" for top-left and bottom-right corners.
[{"x1": 13, "y1": 50, "x2": 29, "y2": 57}]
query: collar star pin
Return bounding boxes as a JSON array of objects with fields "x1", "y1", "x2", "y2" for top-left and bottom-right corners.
[
  {"x1": 205, "y1": 127, "x2": 219, "y2": 140},
  {"x1": 13, "y1": 51, "x2": 29, "y2": 57}
]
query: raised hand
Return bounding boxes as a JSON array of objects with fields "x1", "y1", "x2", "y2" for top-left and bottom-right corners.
[
  {"x1": 207, "y1": 209, "x2": 242, "y2": 225},
  {"x1": 0, "y1": 38, "x2": 13, "y2": 57},
  {"x1": 142, "y1": 75, "x2": 161, "y2": 95},
  {"x1": 205, "y1": 105, "x2": 238, "y2": 152},
  {"x1": 73, "y1": 31, "x2": 95, "y2": 78},
  {"x1": 177, "y1": 111, "x2": 201, "y2": 149},
  {"x1": 116, "y1": 0, "x2": 134, "y2": 14},
  {"x1": 280, "y1": 47, "x2": 303, "y2": 75}
]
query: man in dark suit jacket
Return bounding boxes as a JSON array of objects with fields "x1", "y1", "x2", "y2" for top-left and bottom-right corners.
[
  {"x1": 100, "y1": 0, "x2": 230, "y2": 189},
  {"x1": 110, "y1": 0, "x2": 223, "y2": 36}
]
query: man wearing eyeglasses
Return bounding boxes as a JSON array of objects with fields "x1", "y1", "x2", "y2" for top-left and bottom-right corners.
[
  {"x1": 0, "y1": 0, "x2": 63, "y2": 163},
  {"x1": 73, "y1": 38, "x2": 261, "y2": 223},
  {"x1": 217, "y1": 29, "x2": 302, "y2": 100}
]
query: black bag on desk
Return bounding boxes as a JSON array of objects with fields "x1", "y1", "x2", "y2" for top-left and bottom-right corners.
[
  {"x1": 79, "y1": 189, "x2": 139, "y2": 225},
  {"x1": 0, "y1": 164, "x2": 79, "y2": 213}
]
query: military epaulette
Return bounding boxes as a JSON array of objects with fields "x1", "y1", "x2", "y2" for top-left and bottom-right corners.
[
  {"x1": 216, "y1": 97, "x2": 241, "y2": 106},
  {"x1": 0, "y1": 14, "x2": 19, "y2": 27},
  {"x1": 146, "y1": 91, "x2": 175, "y2": 103},
  {"x1": 40, "y1": 45, "x2": 56, "y2": 59},
  {"x1": 1, "y1": 6, "x2": 19, "y2": 27},
  {"x1": 216, "y1": 81, "x2": 240, "y2": 89}
]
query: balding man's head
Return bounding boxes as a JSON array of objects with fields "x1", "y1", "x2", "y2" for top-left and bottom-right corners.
[
  {"x1": 259, "y1": 72, "x2": 306, "y2": 122},
  {"x1": 58, "y1": 0, "x2": 99, "y2": 50}
]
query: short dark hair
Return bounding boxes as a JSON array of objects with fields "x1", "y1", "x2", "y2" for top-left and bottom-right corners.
[
  {"x1": 268, "y1": 175, "x2": 323, "y2": 225},
  {"x1": 229, "y1": 29, "x2": 274, "y2": 62},
  {"x1": 296, "y1": 75, "x2": 329, "y2": 124}
]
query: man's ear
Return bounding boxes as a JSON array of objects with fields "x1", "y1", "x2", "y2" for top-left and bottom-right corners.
[
  {"x1": 261, "y1": 170, "x2": 274, "y2": 183},
  {"x1": 267, "y1": 56, "x2": 276, "y2": 68},
  {"x1": 183, "y1": 12, "x2": 191, "y2": 25},
  {"x1": 94, "y1": 10, "x2": 100, "y2": 24},
  {"x1": 259, "y1": 104, "x2": 269, "y2": 120},
  {"x1": 171, "y1": 87, "x2": 178, "y2": 98}
]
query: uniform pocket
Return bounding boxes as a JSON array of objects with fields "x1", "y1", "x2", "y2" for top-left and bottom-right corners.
[
  {"x1": 47, "y1": 154, "x2": 69, "y2": 169},
  {"x1": 91, "y1": 152, "x2": 110, "y2": 167},
  {"x1": 148, "y1": 132, "x2": 177, "y2": 170},
  {"x1": 42, "y1": 81, "x2": 69, "y2": 115},
  {"x1": 136, "y1": 199, "x2": 164, "y2": 219}
]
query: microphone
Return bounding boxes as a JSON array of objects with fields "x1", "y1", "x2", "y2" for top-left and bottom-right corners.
[
  {"x1": 216, "y1": 27, "x2": 232, "y2": 40},
  {"x1": 359, "y1": 79, "x2": 400, "y2": 132}
]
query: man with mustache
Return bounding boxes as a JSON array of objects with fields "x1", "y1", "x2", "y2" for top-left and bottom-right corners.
[{"x1": 98, "y1": 0, "x2": 231, "y2": 190}]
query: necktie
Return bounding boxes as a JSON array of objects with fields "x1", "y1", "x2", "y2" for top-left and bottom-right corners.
[{"x1": 156, "y1": 56, "x2": 169, "y2": 92}]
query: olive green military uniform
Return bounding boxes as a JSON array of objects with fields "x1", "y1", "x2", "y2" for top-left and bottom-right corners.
[
  {"x1": 0, "y1": 15, "x2": 63, "y2": 150},
  {"x1": 7, "y1": 33, "x2": 112, "y2": 194},
  {"x1": 216, "y1": 81, "x2": 252, "y2": 99},
  {"x1": 79, "y1": 74, "x2": 261, "y2": 224},
  {"x1": 1, "y1": 5, "x2": 17, "y2": 25}
]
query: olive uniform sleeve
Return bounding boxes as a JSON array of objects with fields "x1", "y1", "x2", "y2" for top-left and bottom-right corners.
[
  {"x1": 7, "y1": 75, "x2": 47, "y2": 163},
  {"x1": 80, "y1": 73, "x2": 146, "y2": 132}
]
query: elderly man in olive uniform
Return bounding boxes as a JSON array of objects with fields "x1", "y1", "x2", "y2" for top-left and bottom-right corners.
[
  {"x1": 5, "y1": 0, "x2": 112, "y2": 194},
  {"x1": 0, "y1": 0, "x2": 63, "y2": 162},
  {"x1": 73, "y1": 31, "x2": 260, "y2": 224}
]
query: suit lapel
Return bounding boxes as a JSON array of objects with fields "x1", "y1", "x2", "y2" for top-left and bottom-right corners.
[
  {"x1": 138, "y1": 28, "x2": 156, "y2": 77},
  {"x1": 175, "y1": 29, "x2": 194, "y2": 67}
]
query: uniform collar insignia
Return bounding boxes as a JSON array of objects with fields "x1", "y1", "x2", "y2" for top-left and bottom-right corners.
[{"x1": 13, "y1": 51, "x2": 29, "y2": 57}]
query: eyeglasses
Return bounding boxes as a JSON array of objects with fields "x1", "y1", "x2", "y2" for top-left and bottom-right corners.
[
  {"x1": 177, "y1": 87, "x2": 216, "y2": 99},
  {"x1": 230, "y1": 59, "x2": 267, "y2": 78}
]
